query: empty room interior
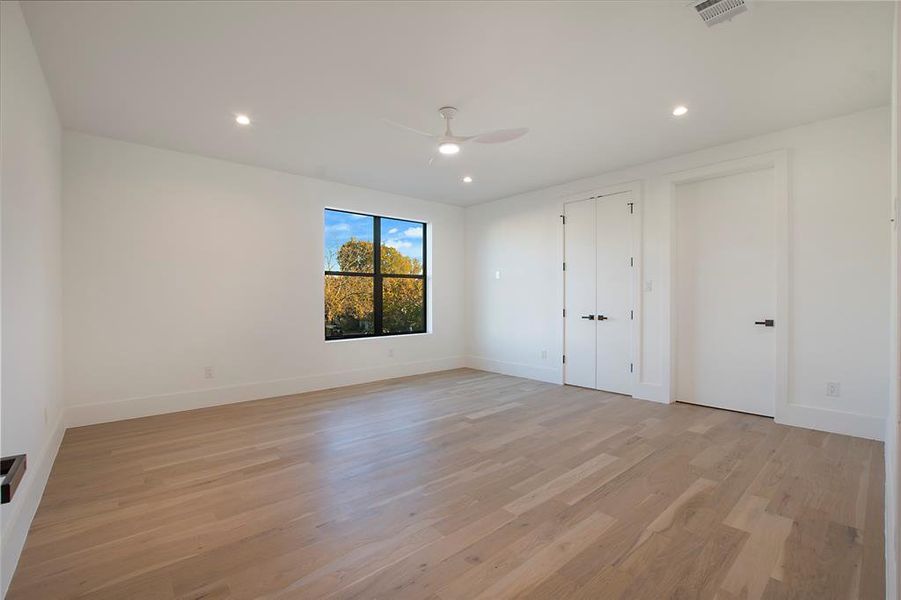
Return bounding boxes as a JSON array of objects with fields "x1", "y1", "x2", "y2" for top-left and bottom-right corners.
[{"x1": 2, "y1": 0, "x2": 901, "y2": 598}]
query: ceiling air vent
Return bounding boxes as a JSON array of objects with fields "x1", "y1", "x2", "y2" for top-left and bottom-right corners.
[{"x1": 693, "y1": 0, "x2": 747, "y2": 27}]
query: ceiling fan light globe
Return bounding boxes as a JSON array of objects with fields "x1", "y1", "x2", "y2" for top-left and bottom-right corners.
[{"x1": 438, "y1": 142, "x2": 460, "y2": 155}]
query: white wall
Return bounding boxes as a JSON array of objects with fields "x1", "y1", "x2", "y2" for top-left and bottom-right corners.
[
  {"x1": 0, "y1": 1, "x2": 65, "y2": 595},
  {"x1": 465, "y1": 106, "x2": 891, "y2": 441},
  {"x1": 62, "y1": 132, "x2": 465, "y2": 426}
]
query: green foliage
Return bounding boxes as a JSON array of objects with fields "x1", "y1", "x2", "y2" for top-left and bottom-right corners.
[
  {"x1": 382, "y1": 277, "x2": 424, "y2": 333},
  {"x1": 335, "y1": 238, "x2": 374, "y2": 272},
  {"x1": 325, "y1": 238, "x2": 424, "y2": 336}
]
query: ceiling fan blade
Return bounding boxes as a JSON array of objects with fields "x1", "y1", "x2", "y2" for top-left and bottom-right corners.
[
  {"x1": 471, "y1": 127, "x2": 529, "y2": 144},
  {"x1": 382, "y1": 118, "x2": 436, "y2": 138}
]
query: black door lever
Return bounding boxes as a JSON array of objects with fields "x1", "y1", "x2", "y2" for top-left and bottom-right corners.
[
  {"x1": 754, "y1": 319, "x2": 775, "y2": 327},
  {"x1": 597, "y1": 315, "x2": 609, "y2": 321},
  {"x1": 581, "y1": 315, "x2": 595, "y2": 320}
]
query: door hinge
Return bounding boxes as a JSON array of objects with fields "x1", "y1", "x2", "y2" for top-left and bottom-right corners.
[
  {"x1": 563, "y1": 308, "x2": 566, "y2": 318},
  {"x1": 628, "y1": 202, "x2": 634, "y2": 214},
  {"x1": 560, "y1": 214, "x2": 566, "y2": 225},
  {"x1": 563, "y1": 355, "x2": 566, "y2": 364},
  {"x1": 630, "y1": 362, "x2": 634, "y2": 373},
  {"x1": 630, "y1": 257, "x2": 634, "y2": 267},
  {"x1": 630, "y1": 309, "x2": 634, "y2": 320},
  {"x1": 563, "y1": 262, "x2": 566, "y2": 271}
]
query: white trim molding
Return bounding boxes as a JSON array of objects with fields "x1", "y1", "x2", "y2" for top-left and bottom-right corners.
[
  {"x1": 885, "y1": 3, "x2": 900, "y2": 596},
  {"x1": 465, "y1": 356, "x2": 561, "y2": 384},
  {"x1": 67, "y1": 357, "x2": 466, "y2": 427},
  {"x1": 1, "y1": 412, "x2": 67, "y2": 597},
  {"x1": 779, "y1": 403, "x2": 886, "y2": 441}
]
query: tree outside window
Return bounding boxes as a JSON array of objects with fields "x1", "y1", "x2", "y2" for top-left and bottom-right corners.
[{"x1": 324, "y1": 209, "x2": 426, "y2": 340}]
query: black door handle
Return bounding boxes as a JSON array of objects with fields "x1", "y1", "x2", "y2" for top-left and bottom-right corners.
[
  {"x1": 581, "y1": 315, "x2": 595, "y2": 320},
  {"x1": 754, "y1": 319, "x2": 775, "y2": 327},
  {"x1": 597, "y1": 315, "x2": 608, "y2": 321}
]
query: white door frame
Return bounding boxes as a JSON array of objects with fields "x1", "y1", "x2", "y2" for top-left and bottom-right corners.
[
  {"x1": 663, "y1": 150, "x2": 789, "y2": 419},
  {"x1": 561, "y1": 181, "x2": 643, "y2": 394}
]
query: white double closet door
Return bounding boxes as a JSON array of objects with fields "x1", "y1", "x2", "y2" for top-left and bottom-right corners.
[{"x1": 564, "y1": 192, "x2": 633, "y2": 395}]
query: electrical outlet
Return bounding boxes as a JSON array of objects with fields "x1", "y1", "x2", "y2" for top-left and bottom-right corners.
[
  {"x1": 204, "y1": 366, "x2": 214, "y2": 379},
  {"x1": 495, "y1": 270, "x2": 501, "y2": 280},
  {"x1": 825, "y1": 382, "x2": 841, "y2": 397},
  {"x1": 540, "y1": 349, "x2": 547, "y2": 360}
]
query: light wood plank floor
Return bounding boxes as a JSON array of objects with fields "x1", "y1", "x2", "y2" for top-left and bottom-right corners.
[{"x1": 8, "y1": 369, "x2": 884, "y2": 599}]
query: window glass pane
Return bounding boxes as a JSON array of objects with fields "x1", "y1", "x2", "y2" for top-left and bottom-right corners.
[
  {"x1": 324, "y1": 210, "x2": 374, "y2": 273},
  {"x1": 325, "y1": 275, "x2": 374, "y2": 338},
  {"x1": 380, "y1": 218, "x2": 424, "y2": 274},
  {"x1": 382, "y1": 277, "x2": 424, "y2": 334}
]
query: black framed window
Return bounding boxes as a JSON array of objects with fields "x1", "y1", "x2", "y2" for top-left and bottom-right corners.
[{"x1": 324, "y1": 208, "x2": 427, "y2": 340}]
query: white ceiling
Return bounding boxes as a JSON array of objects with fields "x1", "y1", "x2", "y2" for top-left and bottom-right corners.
[{"x1": 21, "y1": 1, "x2": 893, "y2": 206}]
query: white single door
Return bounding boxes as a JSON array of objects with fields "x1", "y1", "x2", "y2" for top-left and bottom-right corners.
[
  {"x1": 564, "y1": 198, "x2": 596, "y2": 388},
  {"x1": 596, "y1": 193, "x2": 633, "y2": 395},
  {"x1": 675, "y1": 168, "x2": 776, "y2": 417}
]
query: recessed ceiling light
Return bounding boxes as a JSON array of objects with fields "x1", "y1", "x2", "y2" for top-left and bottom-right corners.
[
  {"x1": 438, "y1": 142, "x2": 460, "y2": 155},
  {"x1": 672, "y1": 105, "x2": 688, "y2": 117},
  {"x1": 235, "y1": 114, "x2": 251, "y2": 126},
  {"x1": 462, "y1": 176, "x2": 473, "y2": 183}
]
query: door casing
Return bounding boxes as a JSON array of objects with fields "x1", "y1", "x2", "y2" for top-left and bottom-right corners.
[{"x1": 663, "y1": 151, "x2": 789, "y2": 419}]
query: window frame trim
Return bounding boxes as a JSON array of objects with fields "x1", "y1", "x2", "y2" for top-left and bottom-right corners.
[{"x1": 324, "y1": 208, "x2": 427, "y2": 341}]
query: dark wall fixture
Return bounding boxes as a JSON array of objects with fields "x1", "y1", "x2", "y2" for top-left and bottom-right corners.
[{"x1": 1, "y1": 454, "x2": 26, "y2": 504}]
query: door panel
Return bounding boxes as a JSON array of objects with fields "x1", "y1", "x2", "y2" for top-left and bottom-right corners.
[
  {"x1": 596, "y1": 194, "x2": 633, "y2": 394},
  {"x1": 675, "y1": 168, "x2": 776, "y2": 416},
  {"x1": 564, "y1": 198, "x2": 596, "y2": 388}
]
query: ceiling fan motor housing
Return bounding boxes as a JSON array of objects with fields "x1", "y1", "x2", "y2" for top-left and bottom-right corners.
[{"x1": 438, "y1": 106, "x2": 458, "y2": 120}]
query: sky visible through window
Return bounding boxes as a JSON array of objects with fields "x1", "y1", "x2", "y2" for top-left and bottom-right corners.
[{"x1": 324, "y1": 210, "x2": 423, "y2": 271}]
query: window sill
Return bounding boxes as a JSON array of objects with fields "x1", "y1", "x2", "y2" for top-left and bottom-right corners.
[{"x1": 325, "y1": 332, "x2": 431, "y2": 344}]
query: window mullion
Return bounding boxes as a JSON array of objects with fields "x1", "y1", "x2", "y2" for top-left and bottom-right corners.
[{"x1": 373, "y1": 216, "x2": 383, "y2": 335}]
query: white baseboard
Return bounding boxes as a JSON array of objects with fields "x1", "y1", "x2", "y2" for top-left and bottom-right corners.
[
  {"x1": 1, "y1": 411, "x2": 66, "y2": 598},
  {"x1": 464, "y1": 356, "x2": 562, "y2": 384},
  {"x1": 633, "y1": 382, "x2": 668, "y2": 404},
  {"x1": 886, "y1": 418, "x2": 899, "y2": 600},
  {"x1": 465, "y1": 356, "x2": 674, "y2": 405},
  {"x1": 67, "y1": 356, "x2": 466, "y2": 427},
  {"x1": 776, "y1": 402, "x2": 886, "y2": 441},
  {"x1": 465, "y1": 356, "x2": 885, "y2": 442}
]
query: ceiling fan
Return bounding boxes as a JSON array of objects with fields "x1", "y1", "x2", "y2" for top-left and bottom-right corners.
[{"x1": 384, "y1": 107, "x2": 528, "y2": 158}]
